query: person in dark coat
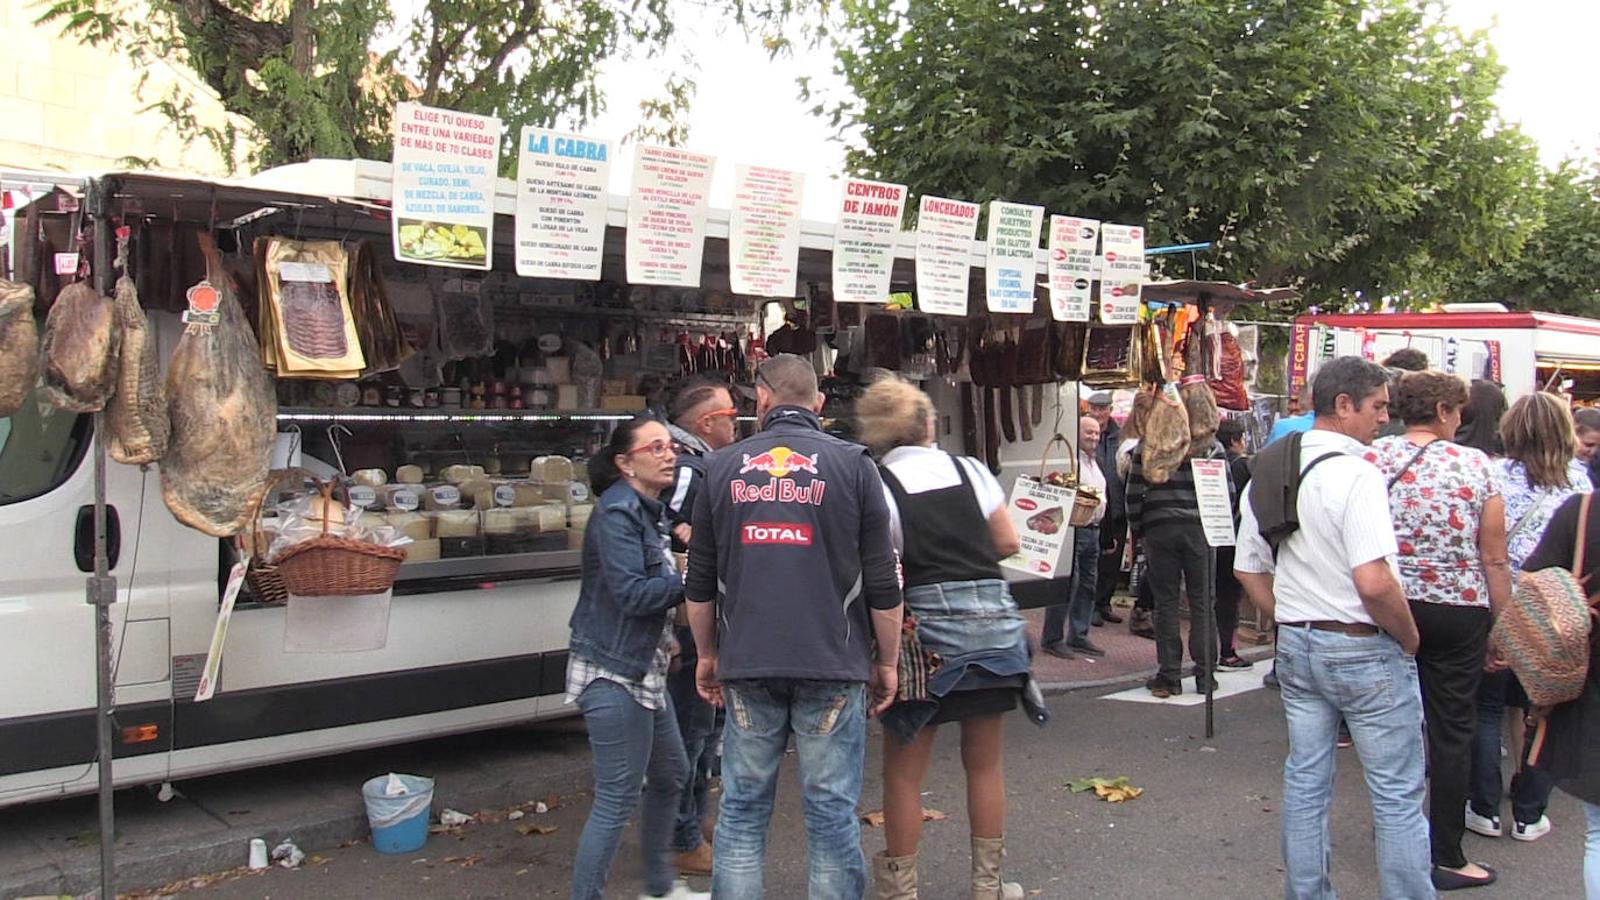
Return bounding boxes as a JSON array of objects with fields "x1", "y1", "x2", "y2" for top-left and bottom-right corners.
[{"x1": 1086, "y1": 391, "x2": 1125, "y2": 625}]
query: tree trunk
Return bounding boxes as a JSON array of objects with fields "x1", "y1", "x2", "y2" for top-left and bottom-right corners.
[{"x1": 289, "y1": 0, "x2": 314, "y2": 76}]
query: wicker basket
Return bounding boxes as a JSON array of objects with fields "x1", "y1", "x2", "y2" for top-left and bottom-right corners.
[
  {"x1": 1037, "y1": 433, "x2": 1102, "y2": 528},
  {"x1": 241, "y1": 473, "x2": 294, "y2": 604},
  {"x1": 269, "y1": 478, "x2": 409, "y2": 597}
]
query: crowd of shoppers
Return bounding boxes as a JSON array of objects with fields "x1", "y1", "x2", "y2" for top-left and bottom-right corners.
[{"x1": 560, "y1": 344, "x2": 1600, "y2": 899}]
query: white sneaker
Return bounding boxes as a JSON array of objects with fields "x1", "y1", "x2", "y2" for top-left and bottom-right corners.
[
  {"x1": 1464, "y1": 803, "x2": 1502, "y2": 838},
  {"x1": 1512, "y1": 815, "x2": 1552, "y2": 842},
  {"x1": 639, "y1": 881, "x2": 710, "y2": 900}
]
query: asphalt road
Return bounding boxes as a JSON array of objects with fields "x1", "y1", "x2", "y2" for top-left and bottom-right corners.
[{"x1": 132, "y1": 679, "x2": 1587, "y2": 900}]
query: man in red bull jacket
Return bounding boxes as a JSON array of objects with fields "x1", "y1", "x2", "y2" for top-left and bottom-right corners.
[{"x1": 685, "y1": 354, "x2": 904, "y2": 899}]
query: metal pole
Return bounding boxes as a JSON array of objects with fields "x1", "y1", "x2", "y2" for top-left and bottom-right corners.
[
  {"x1": 87, "y1": 177, "x2": 117, "y2": 898},
  {"x1": 1204, "y1": 546, "x2": 1216, "y2": 739}
]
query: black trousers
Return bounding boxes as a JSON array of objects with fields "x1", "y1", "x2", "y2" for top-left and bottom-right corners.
[
  {"x1": 1094, "y1": 535, "x2": 1123, "y2": 610},
  {"x1": 1411, "y1": 600, "x2": 1492, "y2": 869},
  {"x1": 1214, "y1": 547, "x2": 1241, "y2": 658},
  {"x1": 1144, "y1": 525, "x2": 1214, "y2": 684}
]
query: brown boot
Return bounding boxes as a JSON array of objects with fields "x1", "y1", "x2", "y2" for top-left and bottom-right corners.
[
  {"x1": 971, "y1": 836, "x2": 1023, "y2": 900},
  {"x1": 675, "y1": 841, "x2": 713, "y2": 876},
  {"x1": 873, "y1": 850, "x2": 918, "y2": 899}
]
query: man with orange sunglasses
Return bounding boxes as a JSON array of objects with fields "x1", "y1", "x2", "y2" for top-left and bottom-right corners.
[{"x1": 661, "y1": 378, "x2": 741, "y2": 877}]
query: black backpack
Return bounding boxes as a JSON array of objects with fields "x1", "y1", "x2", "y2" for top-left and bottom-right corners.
[{"x1": 1246, "y1": 430, "x2": 1342, "y2": 559}]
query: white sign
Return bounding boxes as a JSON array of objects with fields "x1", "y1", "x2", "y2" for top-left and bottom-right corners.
[
  {"x1": 391, "y1": 102, "x2": 502, "y2": 271},
  {"x1": 1048, "y1": 215, "x2": 1099, "y2": 322},
  {"x1": 729, "y1": 165, "x2": 804, "y2": 296},
  {"x1": 1000, "y1": 476, "x2": 1077, "y2": 578},
  {"x1": 626, "y1": 145, "x2": 716, "y2": 286},
  {"x1": 194, "y1": 560, "x2": 248, "y2": 702},
  {"x1": 833, "y1": 178, "x2": 906, "y2": 303},
  {"x1": 1191, "y1": 458, "x2": 1236, "y2": 548},
  {"x1": 514, "y1": 128, "x2": 612, "y2": 280},
  {"x1": 915, "y1": 195, "x2": 979, "y2": 316},
  {"x1": 985, "y1": 200, "x2": 1044, "y2": 314},
  {"x1": 1098, "y1": 223, "x2": 1146, "y2": 324}
]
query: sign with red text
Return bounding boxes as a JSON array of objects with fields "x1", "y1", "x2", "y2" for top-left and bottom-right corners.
[
  {"x1": 1098, "y1": 223, "x2": 1145, "y2": 324},
  {"x1": 626, "y1": 145, "x2": 716, "y2": 286},
  {"x1": 833, "y1": 178, "x2": 906, "y2": 303},
  {"x1": 985, "y1": 200, "x2": 1044, "y2": 313},
  {"x1": 1000, "y1": 475, "x2": 1077, "y2": 577},
  {"x1": 1288, "y1": 321, "x2": 1312, "y2": 401},
  {"x1": 514, "y1": 128, "x2": 612, "y2": 279},
  {"x1": 730, "y1": 165, "x2": 804, "y2": 296},
  {"x1": 391, "y1": 102, "x2": 502, "y2": 270},
  {"x1": 915, "y1": 195, "x2": 979, "y2": 316},
  {"x1": 1191, "y1": 458, "x2": 1236, "y2": 548},
  {"x1": 1047, "y1": 215, "x2": 1099, "y2": 322}
]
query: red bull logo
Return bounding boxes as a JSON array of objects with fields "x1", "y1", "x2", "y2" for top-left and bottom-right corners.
[{"x1": 738, "y1": 446, "x2": 819, "y2": 478}]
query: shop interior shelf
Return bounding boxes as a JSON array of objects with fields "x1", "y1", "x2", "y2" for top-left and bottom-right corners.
[{"x1": 275, "y1": 407, "x2": 643, "y2": 423}]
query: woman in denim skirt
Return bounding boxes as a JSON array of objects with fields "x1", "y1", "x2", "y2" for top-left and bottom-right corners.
[
  {"x1": 567, "y1": 417, "x2": 707, "y2": 900},
  {"x1": 856, "y1": 376, "x2": 1047, "y2": 900}
]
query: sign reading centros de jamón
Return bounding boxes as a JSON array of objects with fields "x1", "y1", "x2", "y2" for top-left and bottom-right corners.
[
  {"x1": 915, "y1": 195, "x2": 979, "y2": 316},
  {"x1": 833, "y1": 178, "x2": 906, "y2": 303},
  {"x1": 391, "y1": 102, "x2": 502, "y2": 271}
]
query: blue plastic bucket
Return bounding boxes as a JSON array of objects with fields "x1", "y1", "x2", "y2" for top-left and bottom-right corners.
[{"x1": 362, "y1": 773, "x2": 433, "y2": 854}]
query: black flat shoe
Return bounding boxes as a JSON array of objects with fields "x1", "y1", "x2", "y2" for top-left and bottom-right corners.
[
  {"x1": 1099, "y1": 609, "x2": 1124, "y2": 624},
  {"x1": 1432, "y1": 864, "x2": 1497, "y2": 891}
]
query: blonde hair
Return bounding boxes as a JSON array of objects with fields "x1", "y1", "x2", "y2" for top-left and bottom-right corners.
[
  {"x1": 1501, "y1": 392, "x2": 1578, "y2": 488},
  {"x1": 856, "y1": 375, "x2": 934, "y2": 458}
]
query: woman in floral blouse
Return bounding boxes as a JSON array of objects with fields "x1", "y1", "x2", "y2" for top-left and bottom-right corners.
[
  {"x1": 1364, "y1": 370, "x2": 1513, "y2": 891},
  {"x1": 1467, "y1": 392, "x2": 1593, "y2": 846}
]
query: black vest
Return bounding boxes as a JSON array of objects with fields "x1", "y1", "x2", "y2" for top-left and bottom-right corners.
[{"x1": 880, "y1": 454, "x2": 1001, "y2": 588}]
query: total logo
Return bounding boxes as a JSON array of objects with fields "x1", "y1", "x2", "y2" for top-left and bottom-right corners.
[
  {"x1": 741, "y1": 522, "x2": 814, "y2": 546},
  {"x1": 738, "y1": 446, "x2": 819, "y2": 478}
]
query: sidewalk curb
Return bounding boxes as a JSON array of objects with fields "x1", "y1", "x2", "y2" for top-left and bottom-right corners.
[
  {"x1": 3, "y1": 756, "x2": 593, "y2": 899},
  {"x1": 1035, "y1": 642, "x2": 1275, "y2": 695}
]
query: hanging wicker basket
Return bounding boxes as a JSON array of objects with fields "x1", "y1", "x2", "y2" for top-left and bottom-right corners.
[
  {"x1": 1037, "y1": 433, "x2": 1102, "y2": 528},
  {"x1": 271, "y1": 479, "x2": 408, "y2": 597}
]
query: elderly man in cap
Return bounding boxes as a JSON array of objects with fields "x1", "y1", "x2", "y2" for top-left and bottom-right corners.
[{"x1": 1085, "y1": 392, "x2": 1125, "y2": 626}]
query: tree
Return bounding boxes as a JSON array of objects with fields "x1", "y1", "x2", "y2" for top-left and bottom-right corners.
[
  {"x1": 1448, "y1": 158, "x2": 1600, "y2": 316},
  {"x1": 819, "y1": 0, "x2": 1543, "y2": 307},
  {"x1": 39, "y1": 0, "x2": 815, "y2": 173}
]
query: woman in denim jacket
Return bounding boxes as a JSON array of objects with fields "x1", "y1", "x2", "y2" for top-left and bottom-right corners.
[
  {"x1": 857, "y1": 376, "x2": 1046, "y2": 900},
  {"x1": 568, "y1": 417, "x2": 707, "y2": 900}
]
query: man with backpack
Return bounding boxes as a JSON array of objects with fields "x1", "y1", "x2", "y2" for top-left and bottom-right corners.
[{"x1": 1233, "y1": 356, "x2": 1432, "y2": 899}]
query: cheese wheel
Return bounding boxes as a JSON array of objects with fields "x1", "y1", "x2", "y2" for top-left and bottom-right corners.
[
  {"x1": 530, "y1": 456, "x2": 575, "y2": 483},
  {"x1": 482, "y1": 509, "x2": 519, "y2": 535},
  {"x1": 396, "y1": 465, "x2": 425, "y2": 485},
  {"x1": 385, "y1": 512, "x2": 432, "y2": 541},
  {"x1": 433, "y1": 509, "x2": 480, "y2": 538},
  {"x1": 441, "y1": 464, "x2": 486, "y2": 485},
  {"x1": 406, "y1": 538, "x2": 441, "y2": 562},
  {"x1": 568, "y1": 503, "x2": 594, "y2": 530},
  {"x1": 422, "y1": 484, "x2": 463, "y2": 510},
  {"x1": 352, "y1": 468, "x2": 388, "y2": 487},
  {"x1": 379, "y1": 484, "x2": 423, "y2": 512}
]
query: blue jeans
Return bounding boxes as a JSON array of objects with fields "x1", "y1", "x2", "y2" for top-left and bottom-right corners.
[
  {"x1": 1042, "y1": 526, "x2": 1099, "y2": 647},
  {"x1": 1586, "y1": 801, "x2": 1600, "y2": 899},
  {"x1": 713, "y1": 679, "x2": 867, "y2": 899},
  {"x1": 571, "y1": 679, "x2": 689, "y2": 900},
  {"x1": 1470, "y1": 669, "x2": 1553, "y2": 826},
  {"x1": 1276, "y1": 625, "x2": 1434, "y2": 899},
  {"x1": 667, "y1": 657, "x2": 718, "y2": 852}
]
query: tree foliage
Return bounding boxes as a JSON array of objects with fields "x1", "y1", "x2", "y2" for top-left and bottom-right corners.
[
  {"x1": 1448, "y1": 159, "x2": 1600, "y2": 316},
  {"x1": 38, "y1": 0, "x2": 816, "y2": 173},
  {"x1": 821, "y1": 0, "x2": 1543, "y2": 307}
]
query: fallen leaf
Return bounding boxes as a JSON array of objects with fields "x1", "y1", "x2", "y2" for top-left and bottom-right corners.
[
  {"x1": 1066, "y1": 775, "x2": 1144, "y2": 802},
  {"x1": 922, "y1": 809, "x2": 947, "y2": 822},
  {"x1": 458, "y1": 854, "x2": 483, "y2": 868},
  {"x1": 516, "y1": 823, "x2": 559, "y2": 835},
  {"x1": 859, "y1": 810, "x2": 886, "y2": 827}
]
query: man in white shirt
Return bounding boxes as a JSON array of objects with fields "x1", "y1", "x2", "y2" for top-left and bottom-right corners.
[
  {"x1": 1234, "y1": 356, "x2": 1431, "y2": 900},
  {"x1": 1041, "y1": 416, "x2": 1109, "y2": 658}
]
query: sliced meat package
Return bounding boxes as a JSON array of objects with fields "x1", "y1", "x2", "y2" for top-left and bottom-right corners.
[
  {"x1": 259, "y1": 238, "x2": 364, "y2": 376},
  {"x1": 38, "y1": 281, "x2": 120, "y2": 414},
  {"x1": 1141, "y1": 383, "x2": 1190, "y2": 485},
  {"x1": 106, "y1": 275, "x2": 170, "y2": 465},
  {"x1": 0, "y1": 280, "x2": 40, "y2": 416},
  {"x1": 161, "y1": 238, "x2": 278, "y2": 537},
  {"x1": 1209, "y1": 331, "x2": 1250, "y2": 411}
]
